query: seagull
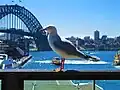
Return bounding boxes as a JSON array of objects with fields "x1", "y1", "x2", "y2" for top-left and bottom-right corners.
[{"x1": 40, "y1": 25, "x2": 99, "y2": 62}]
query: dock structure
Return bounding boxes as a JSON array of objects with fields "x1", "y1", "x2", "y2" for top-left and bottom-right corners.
[{"x1": 24, "y1": 80, "x2": 103, "y2": 90}]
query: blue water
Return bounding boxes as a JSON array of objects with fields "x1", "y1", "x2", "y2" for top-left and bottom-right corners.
[
  {"x1": 23, "y1": 51, "x2": 120, "y2": 90},
  {"x1": 23, "y1": 51, "x2": 118, "y2": 71}
]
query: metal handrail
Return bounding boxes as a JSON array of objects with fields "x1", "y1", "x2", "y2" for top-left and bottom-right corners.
[{"x1": 0, "y1": 71, "x2": 120, "y2": 90}]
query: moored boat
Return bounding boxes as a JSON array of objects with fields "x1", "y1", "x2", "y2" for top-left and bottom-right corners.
[
  {"x1": 113, "y1": 50, "x2": 120, "y2": 66},
  {"x1": 52, "y1": 57, "x2": 61, "y2": 65},
  {"x1": 0, "y1": 40, "x2": 32, "y2": 69}
]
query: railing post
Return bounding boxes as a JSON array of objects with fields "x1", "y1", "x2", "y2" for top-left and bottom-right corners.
[
  {"x1": 2, "y1": 73, "x2": 24, "y2": 90},
  {"x1": 92, "y1": 80, "x2": 95, "y2": 90}
]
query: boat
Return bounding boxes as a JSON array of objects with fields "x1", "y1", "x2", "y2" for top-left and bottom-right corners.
[
  {"x1": 113, "y1": 50, "x2": 120, "y2": 66},
  {"x1": 52, "y1": 57, "x2": 61, "y2": 65},
  {"x1": 0, "y1": 54, "x2": 8, "y2": 68},
  {"x1": 0, "y1": 40, "x2": 32, "y2": 69},
  {"x1": 1, "y1": 53, "x2": 32, "y2": 69}
]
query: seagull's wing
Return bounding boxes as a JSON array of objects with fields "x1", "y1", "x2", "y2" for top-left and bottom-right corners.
[
  {"x1": 53, "y1": 40, "x2": 87, "y2": 58},
  {"x1": 53, "y1": 40, "x2": 99, "y2": 60}
]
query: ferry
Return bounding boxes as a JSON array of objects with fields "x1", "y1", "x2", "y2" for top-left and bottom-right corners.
[{"x1": 113, "y1": 50, "x2": 120, "y2": 66}]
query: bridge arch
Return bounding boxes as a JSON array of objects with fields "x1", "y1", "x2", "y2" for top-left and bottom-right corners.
[
  {"x1": 0, "y1": 4, "x2": 51, "y2": 51},
  {"x1": 0, "y1": 4, "x2": 42, "y2": 34}
]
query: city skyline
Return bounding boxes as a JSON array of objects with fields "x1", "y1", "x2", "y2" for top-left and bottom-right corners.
[
  {"x1": 0, "y1": 29, "x2": 118, "y2": 39},
  {"x1": 0, "y1": 0, "x2": 120, "y2": 38},
  {"x1": 63, "y1": 30, "x2": 118, "y2": 39}
]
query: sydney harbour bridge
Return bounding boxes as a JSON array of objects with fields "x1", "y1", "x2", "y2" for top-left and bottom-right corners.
[{"x1": 0, "y1": 4, "x2": 51, "y2": 51}]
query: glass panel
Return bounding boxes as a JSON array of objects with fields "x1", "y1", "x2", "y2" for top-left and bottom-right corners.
[
  {"x1": 24, "y1": 80, "x2": 103, "y2": 90},
  {"x1": 0, "y1": 80, "x2": 1, "y2": 90},
  {"x1": 96, "y1": 80, "x2": 120, "y2": 90}
]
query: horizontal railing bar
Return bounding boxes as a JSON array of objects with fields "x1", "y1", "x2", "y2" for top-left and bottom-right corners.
[
  {"x1": 0, "y1": 69, "x2": 120, "y2": 72},
  {"x1": 0, "y1": 71, "x2": 120, "y2": 80},
  {"x1": 0, "y1": 71, "x2": 120, "y2": 90}
]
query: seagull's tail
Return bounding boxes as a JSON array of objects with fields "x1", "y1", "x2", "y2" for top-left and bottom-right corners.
[{"x1": 84, "y1": 55, "x2": 100, "y2": 61}]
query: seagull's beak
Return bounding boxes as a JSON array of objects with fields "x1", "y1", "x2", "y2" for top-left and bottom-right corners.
[{"x1": 40, "y1": 28, "x2": 47, "y2": 35}]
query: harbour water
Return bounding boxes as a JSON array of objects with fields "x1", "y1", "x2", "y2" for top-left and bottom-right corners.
[
  {"x1": 23, "y1": 51, "x2": 120, "y2": 90},
  {"x1": 23, "y1": 51, "x2": 118, "y2": 71}
]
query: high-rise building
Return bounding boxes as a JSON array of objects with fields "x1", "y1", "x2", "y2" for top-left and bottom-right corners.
[
  {"x1": 76, "y1": 38, "x2": 84, "y2": 46},
  {"x1": 94, "y1": 30, "x2": 100, "y2": 41}
]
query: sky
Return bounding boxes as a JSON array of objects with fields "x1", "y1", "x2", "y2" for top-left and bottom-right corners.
[{"x1": 0, "y1": 0, "x2": 120, "y2": 39}]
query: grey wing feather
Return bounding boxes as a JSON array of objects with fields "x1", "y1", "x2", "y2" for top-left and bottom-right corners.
[{"x1": 53, "y1": 41, "x2": 87, "y2": 58}]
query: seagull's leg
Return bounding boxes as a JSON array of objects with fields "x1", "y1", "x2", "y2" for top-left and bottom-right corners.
[{"x1": 60, "y1": 58, "x2": 65, "y2": 71}]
